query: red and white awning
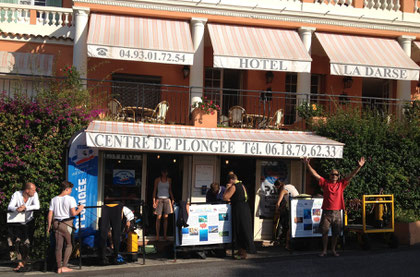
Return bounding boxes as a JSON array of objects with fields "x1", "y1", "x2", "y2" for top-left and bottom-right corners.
[
  {"x1": 413, "y1": 41, "x2": 420, "y2": 63},
  {"x1": 85, "y1": 121, "x2": 344, "y2": 159},
  {"x1": 87, "y1": 14, "x2": 194, "y2": 65},
  {"x1": 315, "y1": 33, "x2": 420, "y2": 81},
  {"x1": 0, "y1": 51, "x2": 54, "y2": 76},
  {"x1": 207, "y1": 23, "x2": 312, "y2": 72}
]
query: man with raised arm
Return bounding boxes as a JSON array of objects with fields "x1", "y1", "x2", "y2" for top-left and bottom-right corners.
[{"x1": 303, "y1": 157, "x2": 365, "y2": 257}]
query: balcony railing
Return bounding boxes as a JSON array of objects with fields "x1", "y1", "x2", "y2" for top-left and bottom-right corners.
[
  {"x1": 0, "y1": 3, "x2": 74, "y2": 39},
  {"x1": 0, "y1": 75, "x2": 413, "y2": 130}
]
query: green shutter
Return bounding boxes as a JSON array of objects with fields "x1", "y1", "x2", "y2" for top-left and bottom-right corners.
[{"x1": 46, "y1": 0, "x2": 62, "y2": 7}]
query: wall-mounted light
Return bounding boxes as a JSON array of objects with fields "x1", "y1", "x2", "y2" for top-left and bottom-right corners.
[
  {"x1": 183, "y1": 65, "x2": 190, "y2": 79},
  {"x1": 265, "y1": 71, "x2": 274, "y2": 84},
  {"x1": 225, "y1": 160, "x2": 229, "y2": 165},
  {"x1": 173, "y1": 159, "x2": 177, "y2": 163},
  {"x1": 343, "y1": 76, "x2": 353, "y2": 89},
  {"x1": 157, "y1": 155, "x2": 160, "y2": 159}
]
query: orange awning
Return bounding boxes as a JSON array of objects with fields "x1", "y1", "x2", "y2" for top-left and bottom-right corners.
[
  {"x1": 0, "y1": 51, "x2": 54, "y2": 76},
  {"x1": 315, "y1": 33, "x2": 420, "y2": 81},
  {"x1": 207, "y1": 23, "x2": 312, "y2": 72},
  {"x1": 87, "y1": 14, "x2": 194, "y2": 65},
  {"x1": 85, "y1": 121, "x2": 344, "y2": 159}
]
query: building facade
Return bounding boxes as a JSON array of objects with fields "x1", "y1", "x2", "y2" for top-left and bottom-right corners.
[{"x1": 1, "y1": 0, "x2": 420, "y2": 241}]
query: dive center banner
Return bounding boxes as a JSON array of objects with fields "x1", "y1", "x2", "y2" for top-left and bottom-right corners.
[{"x1": 68, "y1": 131, "x2": 98, "y2": 247}]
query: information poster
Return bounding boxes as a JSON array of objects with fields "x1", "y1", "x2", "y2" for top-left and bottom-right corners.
[
  {"x1": 194, "y1": 164, "x2": 214, "y2": 188},
  {"x1": 290, "y1": 198, "x2": 343, "y2": 238},
  {"x1": 175, "y1": 204, "x2": 232, "y2": 246}
]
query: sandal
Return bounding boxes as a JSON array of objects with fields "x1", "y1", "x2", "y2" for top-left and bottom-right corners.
[{"x1": 13, "y1": 263, "x2": 24, "y2": 272}]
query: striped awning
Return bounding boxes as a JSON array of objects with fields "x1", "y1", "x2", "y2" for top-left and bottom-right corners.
[
  {"x1": 315, "y1": 33, "x2": 420, "y2": 81},
  {"x1": 207, "y1": 23, "x2": 312, "y2": 72},
  {"x1": 0, "y1": 51, "x2": 54, "y2": 76},
  {"x1": 87, "y1": 14, "x2": 194, "y2": 65},
  {"x1": 85, "y1": 121, "x2": 344, "y2": 159}
]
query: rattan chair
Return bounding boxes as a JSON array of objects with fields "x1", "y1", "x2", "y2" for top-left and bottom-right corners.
[
  {"x1": 228, "y1": 106, "x2": 247, "y2": 128},
  {"x1": 107, "y1": 99, "x2": 135, "y2": 122},
  {"x1": 145, "y1": 101, "x2": 170, "y2": 124},
  {"x1": 267, "y1": 109, "x2": 284, "y2": 129}
]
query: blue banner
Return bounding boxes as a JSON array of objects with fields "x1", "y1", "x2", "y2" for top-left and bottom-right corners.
[{"x1": 68, "y1": 131, "x2": 98, "y2": 247}]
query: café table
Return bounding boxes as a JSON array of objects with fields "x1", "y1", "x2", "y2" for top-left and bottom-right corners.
[
  {"x1": 123, "y1": 106, "x2": 154, "y2": 122},
  {"x1": 246, "y1": 114, "x2": 266, "y2": 128}
]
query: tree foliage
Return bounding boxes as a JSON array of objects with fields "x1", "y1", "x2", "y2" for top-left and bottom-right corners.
[{"x1": 311, "y1": 105, "x2": 420, "y2": 222}]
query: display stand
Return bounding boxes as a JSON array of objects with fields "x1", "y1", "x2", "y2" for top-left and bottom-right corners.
[
  {"x1": 288, "y1": 196, "x2": 344, "y2": 251},
  {"x1": 173, "y1": 203, "x2": 232, "y2": 261}
]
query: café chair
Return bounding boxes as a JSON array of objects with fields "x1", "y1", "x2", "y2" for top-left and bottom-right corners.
[
  {"x1": 228, "y1": 106, "x2": 247, "y2": 128},
  {"x1": 267, "y1": 109, "x2": 284, "y2": 129},
  {"x1": 145, "y1": 101, "x2": 170, "y2": 124},
  {"x1": 107, "y1": 98, "x2": 135, "y2": 122}
]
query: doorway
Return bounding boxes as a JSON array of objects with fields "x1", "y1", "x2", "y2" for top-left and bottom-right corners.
[
  {"x1": 145, "y1": 153, "x2": 183, "y2": 236},
  {"x1": 220, "y1": 157, "x2": 256, "y2": 221},
  {"x1": 362, "y1": 78, "x2": 392, "y2": 115}
]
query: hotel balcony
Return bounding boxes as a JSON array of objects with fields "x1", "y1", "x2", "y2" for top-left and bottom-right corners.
[{"x1": 0, "y1": 75, "x2": 415, "y2": 130}]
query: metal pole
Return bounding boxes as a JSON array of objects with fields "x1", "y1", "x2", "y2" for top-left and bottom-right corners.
[
  {"x1": 43, "y1": 210, "x2": 48, "y2": 272},
  {"x1": 78, "y1": 214, "x2": 82, "y2": 270},
  {"x1": 173, "y1": 205, "x2": 177, "y2": 262},
  {"x1": 142, "y1": 201, "x2": 146, "y2": 265}
]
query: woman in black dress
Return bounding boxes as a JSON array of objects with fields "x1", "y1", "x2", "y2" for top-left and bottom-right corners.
[{"x1": 223, "y1": 173, "x2": 256, "y2": 259}]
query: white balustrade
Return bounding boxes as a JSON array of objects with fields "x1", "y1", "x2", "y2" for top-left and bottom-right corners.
[
  {"x1": 363, "y1": 0, "x2": 400, "y2": 11},
  {"x1": 0, "y1": 3, "x2": 74, "y2": 39}
]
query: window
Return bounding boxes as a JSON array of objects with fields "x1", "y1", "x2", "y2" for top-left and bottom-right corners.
[
  {"x1": 0, "y1": 76, "x2": 48, "y2": 99},
  {"x1": 204, "y1": 67, "x2": 222, "y2": 107},
  {"x1": 112, "y1": 74, "x2": 161, "y2": 109},
  {"x1": 284, "y1": 73, "x2": 297, "y2": 124}
]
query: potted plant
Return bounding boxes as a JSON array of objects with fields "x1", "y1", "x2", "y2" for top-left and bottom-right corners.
[
  {"x1": 191, "y1": 97, "x2": 220, "y2": 128},
  {"x1": 296, "y1": 102, "x2": 325, "y2": 127},
  {"x1": 394, "y1": 208, "x2": 420, "y2": 245}
]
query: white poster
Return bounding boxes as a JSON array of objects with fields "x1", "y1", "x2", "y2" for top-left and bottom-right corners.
[
  {"x1": 290, "y1": 198, "x2": 343, "y2": 238},
  {"x1": 194, "y1": 165, "x2": 214, "y2": 188},
  {"x1": 175, "y1": 204, "x2": 232, "y2": 247}
]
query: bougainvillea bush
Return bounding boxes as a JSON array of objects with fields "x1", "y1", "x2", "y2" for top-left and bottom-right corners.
[
  {"x1": 310, "y1": 106, "x2": 420, "y2": 223},
  {"x1": 0, "y1": 71, "x2": 102, "y2": 258}
]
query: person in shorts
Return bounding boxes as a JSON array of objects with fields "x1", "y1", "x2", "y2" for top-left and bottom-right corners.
[
  {"x1": 152, "y1": 167, "x2": 174, "y2": 241},
  {"x1": 303, "y1": 157, "x2": 365, "y2": 257}
]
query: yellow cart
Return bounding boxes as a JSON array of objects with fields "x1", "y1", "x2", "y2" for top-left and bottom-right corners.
[{"x1": 345, "y1": 194, "x2": 398, "y2": 250}]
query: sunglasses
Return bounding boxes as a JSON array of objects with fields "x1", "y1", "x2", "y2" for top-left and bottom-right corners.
[{"x1": 330, "y1": 173, "x2": 340, "y2": 176}]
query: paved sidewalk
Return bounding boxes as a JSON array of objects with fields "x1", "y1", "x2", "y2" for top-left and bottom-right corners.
[{"x1": 0, "y1": 237, "x2": 405, "y2": 276}]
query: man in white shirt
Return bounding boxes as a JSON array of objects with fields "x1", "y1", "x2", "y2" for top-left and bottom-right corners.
[
  {"x1": 47, "y1": 181, "x2": 84, "y2": 274},
  {"x1": 7, "y1": 182, "x2": 40, "y2": 272}
]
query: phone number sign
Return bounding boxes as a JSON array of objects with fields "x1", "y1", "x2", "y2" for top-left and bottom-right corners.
[
  {"x1": 87, "y1": 45, "x2": 194, "y2": 65},
  {"x1": 86, "y1": 132, "x2": 344, "y2": 159}
]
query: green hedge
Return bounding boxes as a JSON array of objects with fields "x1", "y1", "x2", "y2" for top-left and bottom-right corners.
[{"x1": 311, "y1": 105, "x2": 420, "y2": 222}]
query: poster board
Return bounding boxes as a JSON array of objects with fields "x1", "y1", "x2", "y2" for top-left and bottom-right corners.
[
  {"x1": 194, "y1": 164, "x2": 214, "y2": 188},
  {"x1": 290, "y1": 197, "x2": 343, "y2": 238},
  {"x1": 175, "y1": 204, "x2": 232, "y2": 247}
]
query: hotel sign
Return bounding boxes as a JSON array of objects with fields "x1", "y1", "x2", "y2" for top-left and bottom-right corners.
[
  {"x1": 86, "y1": 132, "x2": 343, "y2": 159},
  {"x1": 213, "y1": 56, "x2": 311, "y2": 73},
  {"x1": 331, "y1": 64, "x2": 420, "y2": 81}
]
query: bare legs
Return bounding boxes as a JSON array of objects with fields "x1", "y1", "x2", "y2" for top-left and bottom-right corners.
[
  {"x1": 156, "y1": 215, "x2": 161, "y2": 241},
  {"x1": 156, "y1": 215, "x2": 169, "y2": 241},
  {"x1": 320, "y1": 234, "x2": 339, "y2": 257},
  {"x1": 163, "y1": 215, "x2": 168, "y2": 240}
]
